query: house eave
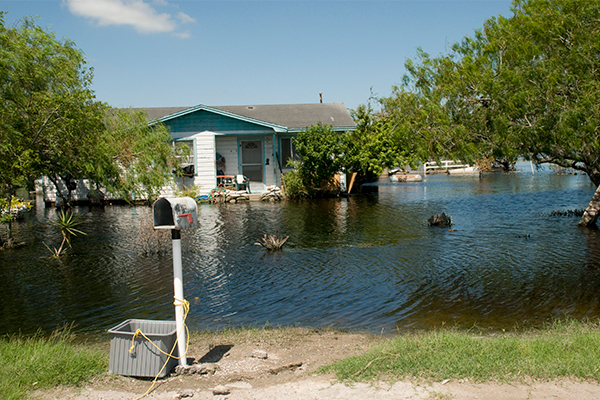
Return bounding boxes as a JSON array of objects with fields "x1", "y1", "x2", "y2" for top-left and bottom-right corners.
[
  {"x1": 286, "y1": 125, "x2": 357, "y2": 133},
  {"x1": 150, "y1": 104, "x2": 288, "y2": 133}
]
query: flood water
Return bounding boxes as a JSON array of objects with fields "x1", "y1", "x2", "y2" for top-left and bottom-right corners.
[{"x1": 2, "y1": 165, "x2": 600, "y2": 337}]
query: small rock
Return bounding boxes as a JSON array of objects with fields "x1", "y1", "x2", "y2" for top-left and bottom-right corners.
[
  {"x1": 268, "y1": 362, "x2": 303, "y2": 375},
  {"x1": 189, "y1": 364, "x2": 207, "y2": 374},
  {"x1": 176, "y1": 389, "x2": 194, "y2": 398},
  {"x1": 174, "y1": 365, "x2": 193, "y2": 375},
  {"x1": 212, "y1": 385, "x2": 231, "y2": 395},
  {"x1": 251, "y1": 350, "x2": 268, "y2": 359},
  {"x1": 202, "y1": 363, "x2": 219, "y2": 375},
  {"x1": 174, "y1": 363, "x2": 213, "y2": 375}
]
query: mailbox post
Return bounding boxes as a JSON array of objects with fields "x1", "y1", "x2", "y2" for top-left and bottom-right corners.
[{"x1": 153, "y1": 197, "x2": 198, "y2": 366}]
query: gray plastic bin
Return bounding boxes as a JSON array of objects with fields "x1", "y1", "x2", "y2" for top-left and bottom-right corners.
[{"x1": 108, "y1": 319, "x2": 178, "y2": 378}]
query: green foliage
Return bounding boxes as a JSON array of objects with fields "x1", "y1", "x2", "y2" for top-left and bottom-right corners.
[
  {"x1": 0, "y1": 14, "x2": 179, "y2": 209},
  {"x1": 0, "y1": 327, "x2": 107, "y2": 400},
  {"x1": 383, "y1": 0, "x2": 600, "y2": 175},
  {"x1": 323, "y1": 319, "x2": 600, "y2": 383},
  {"x1": 99, "y1": 109, "x2": 179, "y2": 202},
  {"x1": 175, "y1": 184, "x2": 202, "y2": 199},
  {"x1": 345, "y1": 104, "x2": 412, "y2": 181},
  {"x1": 44, "y1": 210, "x2": 86, "y2": 258},
  {"x1": 282, "y1": 164, "x2": 310, "y2": 199},
  {"x1": 50, "y1": 210, "x2": 86, "y2": 243},
  {"x1": 0, "y1": 196, "x2": 32, "y2": 222},
  {"x1": 380, "y1": 0, "x2": 600, "y2": 225},
  {"x1": 0, "y1": 12, "x2": 105, "y2": 205},
  {"x1": 292, "y1": 123, "x2": 345, "y2": 196}
]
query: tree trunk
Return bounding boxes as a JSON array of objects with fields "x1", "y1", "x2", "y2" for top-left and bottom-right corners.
[
  {"x1": 579, "y1": 184, "x2": 600, "y2": 227},
  {"x1": 4, "y1": 194, "x2": 13, "y2": 246},
  {"x1": 49, "y1": 176, "x2": 69, "y2": 208}
]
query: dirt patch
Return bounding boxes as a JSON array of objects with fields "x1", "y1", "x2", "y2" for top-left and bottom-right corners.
[{"x1": 35, "y1": 327, "x2": 600, "y2": 400}]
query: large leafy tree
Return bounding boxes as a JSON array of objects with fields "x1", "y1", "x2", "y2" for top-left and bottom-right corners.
[
  {"x1": 0, "y1": 14, "x2": 178, "y2": 244},
  {"x1": 0, "y1": 13, "x2": 109, "y2": 205},
  {"x1": 344, "y1": 104, "x2": 411, "y2": 182},
  {"x1": 99, "y1": 109, "x2": 179, "y2": 202},
  {"x1": 382, "y1": 0, "x2": 600, "y2": 226},
  {"x1": 289, "y1": 123, "x2": 345, "y2": 198}
]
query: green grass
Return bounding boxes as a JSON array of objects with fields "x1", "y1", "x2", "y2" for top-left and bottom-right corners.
[
  {"x1": 0, "y1": 326, "x2": 108, "y2": 400},
  {"x1": 322, "y1": 319, "x2": 600, "y2": 383}
]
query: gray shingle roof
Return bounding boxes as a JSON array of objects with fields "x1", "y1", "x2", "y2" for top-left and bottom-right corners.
[{"x1": 136, "y1": 103, "x2": 356, "y2": 131}]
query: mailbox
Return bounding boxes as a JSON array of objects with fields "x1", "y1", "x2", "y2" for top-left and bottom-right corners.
[{"x1": 153, "y1": 197, "x2": 198, "y2": 230}]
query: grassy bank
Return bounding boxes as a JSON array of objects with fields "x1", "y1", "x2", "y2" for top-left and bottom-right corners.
[
  {"x1": 0, "y1": 327, "x2": 107, "y2": 400},
  {"x1": 323, "y1": 319, "x2": 600, "y2": 383},
  {"x1": 4, "y1": 320, "x2": 600, "y2": 399}
]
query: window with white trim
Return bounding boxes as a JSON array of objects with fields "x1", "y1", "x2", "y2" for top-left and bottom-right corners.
[{"x1": 173, "y1": 139, "x2": 195, "y2": 176}]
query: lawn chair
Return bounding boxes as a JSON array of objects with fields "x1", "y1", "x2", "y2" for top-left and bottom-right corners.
[{"x1": 235, "y1": 175, "x2": 250, "y2": 193}]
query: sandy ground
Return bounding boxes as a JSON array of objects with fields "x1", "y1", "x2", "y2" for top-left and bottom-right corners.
[{"x1": 35, "y1": 328, "x2": 600, "y2": 400}]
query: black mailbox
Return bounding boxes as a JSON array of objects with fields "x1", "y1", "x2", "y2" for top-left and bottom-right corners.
[{"x1": 153, "y1": 197, "x2": 198, "y2": 230}]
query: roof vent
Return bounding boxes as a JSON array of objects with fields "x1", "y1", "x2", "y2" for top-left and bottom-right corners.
[{"x1": 247, "y1": 106, "x2": 254, "y2": 110}]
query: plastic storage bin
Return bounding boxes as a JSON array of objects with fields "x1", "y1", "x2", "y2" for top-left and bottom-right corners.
[{"x1": 108, "y1": 319, "x2": 178, "y2": 378}]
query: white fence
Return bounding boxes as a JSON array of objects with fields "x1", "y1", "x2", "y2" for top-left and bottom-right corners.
[{"x1": 423, "y1": 160, "x2": 474, "y2": 174}]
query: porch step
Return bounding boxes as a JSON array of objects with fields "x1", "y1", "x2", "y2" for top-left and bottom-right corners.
[{"x1": 248, "y1": 193, "x2": 262, "y2": 202}]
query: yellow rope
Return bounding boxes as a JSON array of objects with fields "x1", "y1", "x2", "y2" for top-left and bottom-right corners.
[{"x1": 131, "y1": 297, "x2": 190, "y2": 400}]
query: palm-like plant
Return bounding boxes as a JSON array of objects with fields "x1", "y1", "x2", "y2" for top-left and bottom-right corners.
[
  {"x1": 255, "y1": 231, "x2": 289, "y2": 251},
  {"x1": 44, "y1": 210, "x2": 86, "y2": 257}
]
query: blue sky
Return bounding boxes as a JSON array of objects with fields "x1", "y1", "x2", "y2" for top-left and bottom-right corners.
[{"x1": 2, "y1": 0, "x2": 513, "y2": 110}]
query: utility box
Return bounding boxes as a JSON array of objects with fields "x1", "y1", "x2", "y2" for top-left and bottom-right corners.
[
  {"x1": 153, "y1": 197, "x2": 198, "y2": 230},
  {"x1": 108, "y1": 319, "x2": 178, "y2": 378}
]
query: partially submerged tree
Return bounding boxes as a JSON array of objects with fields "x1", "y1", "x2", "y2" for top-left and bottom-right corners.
[
  {"x1": 0, "y1": 13, "x2": 108, "y2": 207},
  {"x1": 286, "y1": 107, "x2": 413, "y2": 197},
  {"x1": 381, "y1": 0, "x2": 600, "y2": 226},
  {"x1": 100, "y1": 109, "x2": 180, "y2": 202},
  {"x1": 344, "y1": 104, "x2": 411, "y2": 183},
  {"x1": 0, "y1": 13, "x2": 180, "y2": 244},
  {"x1": 290, "y1": 122, "x2": 346, "y2": 197}
]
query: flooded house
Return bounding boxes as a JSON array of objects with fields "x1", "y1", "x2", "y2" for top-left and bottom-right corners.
[{"x1": 41, "y1": 102, "x2": 356, "y2": 203}]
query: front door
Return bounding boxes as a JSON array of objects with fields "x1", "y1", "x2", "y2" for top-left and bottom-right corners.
[{"x1": 240, "y1": 140, "x2": 263, "y2": 189}]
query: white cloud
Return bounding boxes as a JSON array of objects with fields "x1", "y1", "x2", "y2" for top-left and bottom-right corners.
[
  {"x1": 177, "y1": 12, "x2": 196, "y2": 25},
  {"x1": 173, "y1": 31, "x2": 191, "y2": 39},
  {"x1": 64, "y1": 0, "x2": 194, "y2": 35}
]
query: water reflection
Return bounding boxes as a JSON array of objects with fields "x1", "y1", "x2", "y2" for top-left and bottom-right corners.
[{"x1": 0, "y1": 169, "x2": 599, "y2": 336}]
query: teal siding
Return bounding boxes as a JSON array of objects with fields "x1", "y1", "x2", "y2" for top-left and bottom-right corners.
[{"x1": 164, "y1": 110, "x2": 273, "y2": 133}]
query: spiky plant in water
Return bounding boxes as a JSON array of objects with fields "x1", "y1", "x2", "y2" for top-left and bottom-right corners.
[
  {"x1": 44, "y1": 210, "x2": 86, "y2": 258},
  {"x1": 255, "y1": 231, "x2": 289, "y2": 251}
]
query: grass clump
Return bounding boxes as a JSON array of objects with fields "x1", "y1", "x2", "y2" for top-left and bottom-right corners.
[
  {"x1": 323, "y1": 319, "x2": 600, "y2": 383},
  {"x1": 0, "y1": 326, "x2": 108, "y2": 400}
]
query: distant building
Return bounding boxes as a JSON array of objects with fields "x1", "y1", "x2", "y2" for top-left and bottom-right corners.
[
  {"x1": 138, "y1": 102, "x2": 356, "y2": 194},
  {"x1": 41, "y1": 102, "x2": 356, "y2": 203}
]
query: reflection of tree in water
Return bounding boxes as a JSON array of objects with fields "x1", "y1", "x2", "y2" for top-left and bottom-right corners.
[
  {"x1": 131, "y1": 214, "x2": 171, "y2": 256},
  {"x1": 281, "y1": 199, "x2": 347, "y2": 248},
  {"x1": 582, "y1": 228, "x2": 600, "y2": 271}
]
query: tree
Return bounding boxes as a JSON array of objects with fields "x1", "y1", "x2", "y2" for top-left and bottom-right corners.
[
  {"x1": 290, "y1": 122, "x2": 345, "y2": 197},
  {"x1": 381, "y1": 0, "x2": 600, "y2": 226},
  {"x1": 99, "y1": 109, "x2": 180, "y2": 202},
  {"x1": 344, "y1": 104, "x2": 411, "y2": 183},
  {"x1": 0, "y1": 13, "x2": 105, "y2": 205},
  {"x1": 0, "y1": 14, "x2": 180, "y2": 245}
]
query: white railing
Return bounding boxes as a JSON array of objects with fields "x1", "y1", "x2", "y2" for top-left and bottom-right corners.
[{"x1": 423, "y1": 160, "x2": 472, "y2": 174}]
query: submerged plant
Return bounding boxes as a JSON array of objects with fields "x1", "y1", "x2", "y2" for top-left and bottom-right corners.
[
  {"x1": 44, "y1": 210, "x2": 87, "y2": 258},
  {"x1": 255, "y1": 231, "x2": 289, "y2": 251}
]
